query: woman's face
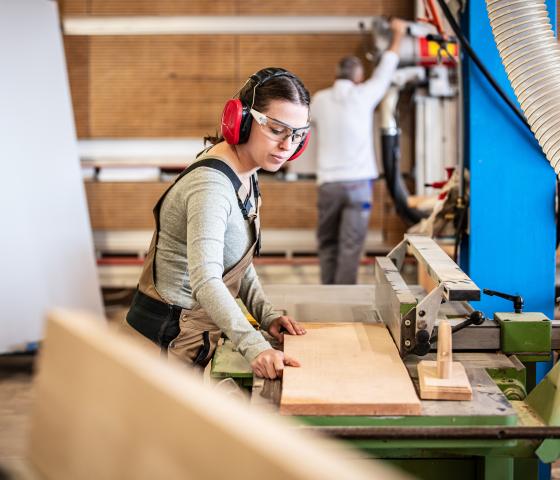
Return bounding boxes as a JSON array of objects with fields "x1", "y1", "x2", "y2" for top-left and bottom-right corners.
[{"x1": 243, "y1": 99, "x2": 309, "y2": 172}]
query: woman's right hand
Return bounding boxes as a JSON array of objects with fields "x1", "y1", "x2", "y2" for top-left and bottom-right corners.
[{"x1": 251, "y1": 349, "x2": 300, "y2": 380}]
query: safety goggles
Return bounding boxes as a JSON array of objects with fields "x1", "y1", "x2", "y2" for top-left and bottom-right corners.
[{"x1": 250, "y1": 108, "x2": 310, "y2": 145}]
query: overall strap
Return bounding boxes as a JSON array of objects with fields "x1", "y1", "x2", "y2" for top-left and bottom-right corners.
[{"x1": 176, "y1": 158, "x2": 258, "y2": 221}]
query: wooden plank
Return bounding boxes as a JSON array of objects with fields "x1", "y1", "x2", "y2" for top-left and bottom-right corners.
[
  {"x1": 250, "y1": 352, "x2": 515, "y2": 418},
  {"x1": 280, "y1": 323, "x2": 421, "y2": 416},
  {"x1": 417, "y1": 361, "x2": 473, "y2": 401},
  {"x1": 29, "y1": 310, "x2": 410, "y2": 480},
  {"x1": 89, "y1": 35, "x2": 237, "y2": 137}
]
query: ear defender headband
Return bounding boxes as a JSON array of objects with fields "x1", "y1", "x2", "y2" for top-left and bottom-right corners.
[{"x1": 220, "y1": 68, "x2": 310, "y2": 161}]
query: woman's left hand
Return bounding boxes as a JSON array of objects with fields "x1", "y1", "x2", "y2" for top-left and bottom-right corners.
[{"x1": 267, "y1": 315, "x2": 306, "y2": 343}]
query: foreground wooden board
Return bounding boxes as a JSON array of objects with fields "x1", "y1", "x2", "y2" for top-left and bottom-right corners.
[
  {"x1": 280, "y1": 323, "x2": 421, "y2": 416},
  {"x1": 417, "y1": 360, "x2": 473, "y2": 401},
  {"x1": 28, "y1": 310, "x2": 411, "y2": 480}
]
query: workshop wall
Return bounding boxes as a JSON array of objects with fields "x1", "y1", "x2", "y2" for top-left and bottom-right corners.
[
  {"x1": 61, "y1": 0, "x2": 414, "y2": 138},
  {"x1": 85, "y1": 179, "x2": 388, "y2": 230},
  {"x1": 61, "y1": 0, "x2": 411, "y2": 242}
]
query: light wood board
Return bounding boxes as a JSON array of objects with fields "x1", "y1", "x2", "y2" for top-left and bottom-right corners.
[
  {"x1": 28, "y1": 310, "x2": 411, "y2": 480},
  {"x1": 417, "y1": 360, "x2": 473, "y2": 401},
  {"x1": 280, "y1": 323, "x2": 421, "y2": 416}
]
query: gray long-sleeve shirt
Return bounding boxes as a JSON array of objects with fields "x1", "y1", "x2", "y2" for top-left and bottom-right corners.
[{"x1": 154, "y1": 161, "x2": 279, "y2": 361}]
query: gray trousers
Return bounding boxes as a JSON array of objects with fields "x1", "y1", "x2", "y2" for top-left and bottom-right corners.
[{"x1": 317, "y1": 180, "x2": 373, "y2": 284}]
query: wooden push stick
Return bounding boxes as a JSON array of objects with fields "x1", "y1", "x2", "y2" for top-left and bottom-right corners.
[
  {"x1": 436, "y1": 320, "x2": 452, "y2": 379},
  {"x1": 417, "y1": 318, "x2": 473, "y2": 401}
]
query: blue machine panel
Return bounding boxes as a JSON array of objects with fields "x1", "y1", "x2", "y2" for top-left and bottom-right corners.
[
  {"x1": 462, "y1": 3, "x2": 557, "y2": 478},
  {"x1": 463, "y1": 0, "x2": 556, "y2": 324}
]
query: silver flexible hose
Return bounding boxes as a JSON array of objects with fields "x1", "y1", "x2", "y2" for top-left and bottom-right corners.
[{"x1": 486, "y1": 0, "x2": 560, "y2": 175}]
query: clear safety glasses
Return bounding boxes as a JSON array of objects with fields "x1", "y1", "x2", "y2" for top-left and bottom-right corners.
[{"x1": 250, "y1": 108, "x2": 310, "y2": 145}]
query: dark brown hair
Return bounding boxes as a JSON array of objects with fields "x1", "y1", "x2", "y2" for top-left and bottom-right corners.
[
  {"x1": 336, "y1": 56, "x2": 363, "y2": 80},
  {"x1": 204, "y1": 68, "x2": 310, "y2": 145}
]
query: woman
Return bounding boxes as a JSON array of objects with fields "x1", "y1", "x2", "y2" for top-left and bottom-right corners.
[{"x1": 126, "y1": 67, "x2": 310, "y2": 380}]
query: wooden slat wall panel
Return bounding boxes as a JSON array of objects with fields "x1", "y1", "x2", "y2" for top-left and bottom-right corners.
[
  {"x1": 239, "y1": 34, "x2": 363, "y2": 95},
  {"x1": 64, "y1": 36, "x2": 90, "y2": 137},
  {"x1": 59, "y1": 0, "x2": 413, "y2": 16},
  {"x1": 89, "y1": 35, "x2": 237, "y2": 137},
  {"x1": 68, "y1": 34, "x2": 375, "y2": 137},
  {"x1": 85, "y1": 181, "x2": 166, "y2": 230},
  {"x1": 89, "y1": 0, "x2": 236, "y2": 15},
  {"x1": 58, "y1": 0, "x2": 89, "y2": 15},
  {"x1": 238, "y1": 0, "x2": 413, "y2": 17},
  {"x1": 85, "y1": 179, "x2": 387, "y2": 230},
  {"x1": 259, "y1": 181, "x2": 318, "y2": 229}
]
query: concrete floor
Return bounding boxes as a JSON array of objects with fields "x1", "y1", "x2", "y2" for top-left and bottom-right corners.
[{"x1": 1, "y1": 263, "x2": 560, "y2": 478}]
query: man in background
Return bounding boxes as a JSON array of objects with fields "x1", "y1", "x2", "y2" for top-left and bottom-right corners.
[{"x1": 311, "y1": 18, "x2": 407, "y2": 284}]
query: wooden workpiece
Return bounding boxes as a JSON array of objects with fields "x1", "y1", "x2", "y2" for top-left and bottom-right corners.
[
  {"x1": 417, "y1": 320, "x2": 473, "y2": 401},
  {"x1": 280, "y1": 322, "x2": 421, "y2": 416}
]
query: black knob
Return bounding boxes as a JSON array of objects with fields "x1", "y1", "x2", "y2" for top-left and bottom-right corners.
[
  {"x1": 412, "y1": 330, "x2": 431, "y2": 356},
  {"x1": 468, "y1": 310, "x2": 486, "y2": 326},
  {"x1": 416, "y1": 329, "x2": 430, "y2": 343}
]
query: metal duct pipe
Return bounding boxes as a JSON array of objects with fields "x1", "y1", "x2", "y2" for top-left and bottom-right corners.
[{"x1": 486, "y1": 0, "x2": 560, "y2": 175}]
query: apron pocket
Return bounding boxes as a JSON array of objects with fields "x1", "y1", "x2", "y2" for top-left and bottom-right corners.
[
  {"x1": 194, "y1": 331, "x2": 210, "y2": 365},
  {"x1": 168, "y1": 317, "x2": 221, "y2": 367}
]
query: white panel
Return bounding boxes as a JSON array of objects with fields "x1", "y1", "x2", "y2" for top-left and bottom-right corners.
[
  {"x1": 443, "y1": 98, "x2": 458, "y2": 169},
  {"x1": 415, "y1": 94, "x2": 427, "y2": 195},
  {"x1": 425, "y1": 97, "x2": 443, "y2": 193},
  {"x1": 79, "y1": 138, "x2": 205, "y2": 166},
  {"x1": 63, "y1": 16, "x2": 373, "y2": 35},
  {"x1": 0, "y1": 0, "x2": 103, "y2": 353}
]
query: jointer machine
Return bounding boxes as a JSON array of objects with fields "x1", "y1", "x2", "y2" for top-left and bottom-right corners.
[{"x1": 210, "y1": 234, "x2": 560, "y2": 480}]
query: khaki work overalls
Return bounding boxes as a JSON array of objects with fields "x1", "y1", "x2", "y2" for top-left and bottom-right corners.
[{"x1": 125, "y1": 156, "x2": 261, "y2": 368}]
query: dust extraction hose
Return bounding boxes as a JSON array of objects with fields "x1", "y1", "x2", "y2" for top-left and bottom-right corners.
[{"x1": 486, "y1": 0, "x2": 560, "y2": 176}]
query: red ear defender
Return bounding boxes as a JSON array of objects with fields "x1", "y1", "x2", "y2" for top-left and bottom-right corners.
[
  {"x1": 288, "y1": 131, "x2": 311, "y2": 161},
  {"x1": 221, "y1": 99, "x2": 244, "y2": 145}
]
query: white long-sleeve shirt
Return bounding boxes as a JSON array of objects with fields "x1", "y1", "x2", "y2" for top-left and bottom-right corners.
[{"x1": 310, "y1": 51, "x2": 399, "y2": 185}]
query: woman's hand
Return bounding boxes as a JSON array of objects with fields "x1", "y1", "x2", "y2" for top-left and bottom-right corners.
[
  {"x1": 251, "y1": 349, "x2": 300, "y2": 379},
  {"x1": 267, "y1": 315, "x2": 307, "y2": 343}
]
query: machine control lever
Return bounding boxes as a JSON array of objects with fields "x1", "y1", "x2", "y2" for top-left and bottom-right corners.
[
  {"x1": 483, "y1": 288, "x2": 524, "y2": 313},
  {"x1": 429, "y1": 310, "x2": 485, "y2": 344}
]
